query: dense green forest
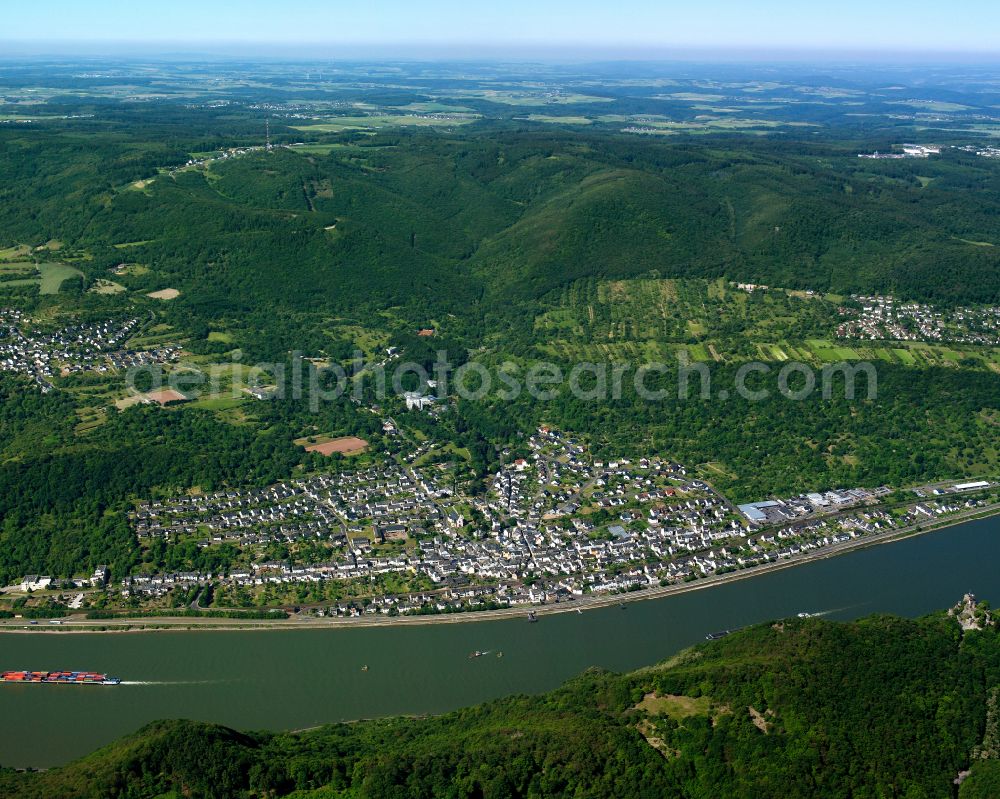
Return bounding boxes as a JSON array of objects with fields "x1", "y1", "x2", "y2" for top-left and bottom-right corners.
[
  {"x1": 7, "y1": 126, "x2": 1000, "y2": 324},
  {"x1": 3, "y1": 607, "x2": 1000, "y2": 798}
]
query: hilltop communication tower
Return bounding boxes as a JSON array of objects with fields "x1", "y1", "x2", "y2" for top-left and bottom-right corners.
[{"x1": 265, "y1": 119, "x2": 271, "y2": 151}]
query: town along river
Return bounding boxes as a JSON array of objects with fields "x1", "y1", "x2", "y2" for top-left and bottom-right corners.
[{"x1": 3, "y1": 513, "x2": 1000, "y2": 769}]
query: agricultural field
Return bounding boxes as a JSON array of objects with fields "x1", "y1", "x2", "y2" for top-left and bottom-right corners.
[
  {"x1": 285, "y1": 143, "x2": 354, "y2": 155},
  {"x1": 533, "y1": 277, "x2": 838, "y2": 351},
  {"x1": 0, "y1": 244, "x2": 33, "y2": 260},
  {"x1": 531, "y1": 277, "x2": 1000, "y2": 369},
  {"x1": 516, "y1": 112, "x2": 821, "y2": 133},
  {"x1": 0, "y1": 261, "x2": 37, "y2": 278},
  {"x1": 392, "y1": 101, "x2": 478, "y2": 113},
  {"x1": 518, "y1": 115, "x2": 596, "y2": 125},
  {"x1": 446, "y1": 88, "x2": 614, "y2": 106},
  {"x1": 74, "y1": 406, "x2": 109, "y2": 436},
  {"x1": 291, "y1": 114, "x2": 478, "y2": 133},
  {"x1": 622, "y1": 118, "x2": 819, "y2": 135}
]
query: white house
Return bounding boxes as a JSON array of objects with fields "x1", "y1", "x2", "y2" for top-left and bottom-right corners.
[
  {"x1": 404, "y1": 392, "x2": 436, "y2": 411},
  {"x1": 20, "y1": 575, "x2": 52, "y2": 592}
]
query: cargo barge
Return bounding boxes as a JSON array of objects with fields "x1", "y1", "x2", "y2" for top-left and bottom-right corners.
[
  {"x1": 1, "y1": 671, "x2": 120, "y2": 685},
  {"x1": 705, "y1": 626, "x2": 745, "y2": 641}
]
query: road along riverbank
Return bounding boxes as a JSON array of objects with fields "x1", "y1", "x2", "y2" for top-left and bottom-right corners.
[{"x1": 3, "y1": 502, "x2": 999, "y2": 634}]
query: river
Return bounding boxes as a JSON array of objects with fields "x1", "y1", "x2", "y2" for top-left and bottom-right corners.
[{"x1": 2, "y1": 514, "x2": 999, "y2": 769}]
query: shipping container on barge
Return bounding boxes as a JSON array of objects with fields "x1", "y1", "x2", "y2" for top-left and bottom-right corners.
[{"x1": 1, "y1": 671, "x2": 120, "y2": 685}]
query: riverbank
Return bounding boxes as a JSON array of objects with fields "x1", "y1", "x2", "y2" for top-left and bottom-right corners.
[
  {"x1": 4, "y1": 502, "x2": 999, "y2": 635},
  {"x1": 5, "y1": 513, "x2": 1000, "y2": 770}
]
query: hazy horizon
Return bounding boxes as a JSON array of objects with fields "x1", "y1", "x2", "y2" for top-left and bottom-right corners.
[
  {"x1": 3, "y1": 0, "x2": 999, "y2": 59},
  {"x1": 2, "y1": 41, "x2": 999, "y2": 65}
]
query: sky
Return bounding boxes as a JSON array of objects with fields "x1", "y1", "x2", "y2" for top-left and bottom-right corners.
[{"x1": 2, "y1": 0, "x2": 999, "y2": 57}]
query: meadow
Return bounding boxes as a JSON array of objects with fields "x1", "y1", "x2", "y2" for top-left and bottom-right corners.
[{"x1": 0, "y1": 262, "x2": 83, "y2": 294}]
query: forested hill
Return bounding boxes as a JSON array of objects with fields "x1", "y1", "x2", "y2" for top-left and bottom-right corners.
[
  {"x1": 6, "y1": 605, "x2": 1000, "y2": 798},
  {"x1": 5, "y1": 124, "x2": 1000, "y2": 331}
]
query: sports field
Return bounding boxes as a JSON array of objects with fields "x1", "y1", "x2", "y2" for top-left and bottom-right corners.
[{"x1": 300, "y1": 436, "x2": 370, "y2": 456}]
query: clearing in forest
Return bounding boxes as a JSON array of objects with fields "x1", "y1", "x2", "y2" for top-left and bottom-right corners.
[
  {"x1": 147, "y1": 288, "x2": 181, "y2": 300},
  {"x1": 298, "y1": 436, "x2": 370, "y2": 456}
]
